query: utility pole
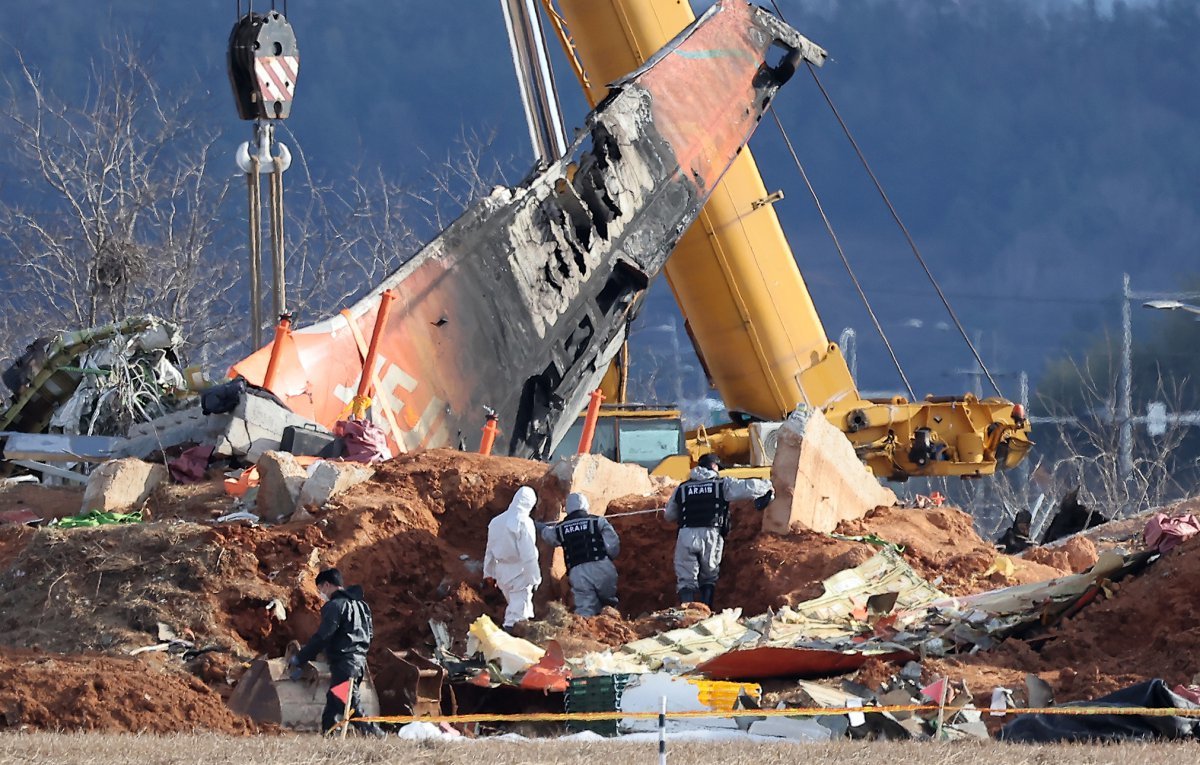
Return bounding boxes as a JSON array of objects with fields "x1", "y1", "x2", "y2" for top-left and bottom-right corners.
[{"x1": 1119, "y1": 273, "x2": 1133, "y2": 480}]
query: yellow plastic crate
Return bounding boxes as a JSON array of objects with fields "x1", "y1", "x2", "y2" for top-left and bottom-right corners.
[{"x1": 687, "y1": 678, "x2": 762, "y2": 710}]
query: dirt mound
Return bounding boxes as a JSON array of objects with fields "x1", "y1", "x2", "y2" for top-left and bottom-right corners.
[
  {"x1": 927, "y1": 535, "x2": 1200, "y2": 705},
  {"x1": 0, "y1": 483, "x2": 82, "y2": 521},
  {"x1": 608, "y1": 501, "x2": 1071, "y2": 616},
  {"x1": 515, "y1": 600, "x2": 715, "y2": 655},
  {"x1": 0, "y1": 448, "x2": 1103, "y2": 732},
  {"x1": 837, "y1": 506, "x2": 1066, "y2": 593},
  {"x1": 1022, "y1": 536, "x2": 1101, "y2": 573},
  {"x1": 0, "y1": 648, "x2": 256, "y2": 733}
]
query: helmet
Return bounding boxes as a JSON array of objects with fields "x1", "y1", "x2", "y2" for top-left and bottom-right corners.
[{"x1": 697, "y1": 453, "x2": 721, "y2": 472}]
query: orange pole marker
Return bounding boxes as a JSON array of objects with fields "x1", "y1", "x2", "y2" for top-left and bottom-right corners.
[
  {"x1": 261, "y1": 313, "x2": 293, "y2": 391},
  {"x1": 479, "y1": 413, "x2": 500, "y2": 455},
  {"x1": 352, "y1": 290, "x2": 398, "y2": 418},
  {"x1": 577, "y1": 388, "x2": 606, "y2": 454}
]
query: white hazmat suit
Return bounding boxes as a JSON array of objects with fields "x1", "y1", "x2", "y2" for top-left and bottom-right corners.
[{"x1": 484, "y1": 486, "x2": 542, "y2": 627}]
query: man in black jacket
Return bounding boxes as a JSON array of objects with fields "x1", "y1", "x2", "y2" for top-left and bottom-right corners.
[{"x1": 291, "y1": 568, "x2": 383, "y2": 736}]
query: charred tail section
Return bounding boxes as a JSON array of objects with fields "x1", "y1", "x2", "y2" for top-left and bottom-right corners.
[{"x1": 231, "y1": 0, "x2": 827, "y2": 459}]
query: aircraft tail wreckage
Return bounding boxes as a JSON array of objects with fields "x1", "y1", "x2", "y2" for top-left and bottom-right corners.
[{"x1": 233, "y1": 0, "x2": 827, "y2": 457}]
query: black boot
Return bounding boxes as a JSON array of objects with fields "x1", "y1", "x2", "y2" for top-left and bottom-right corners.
[
  {"x1": 679, "y1": 587, "x2": 699, "y2": 605},
  {"x1": 698, "y1": 584, "x2": 716, "y2": 607}
]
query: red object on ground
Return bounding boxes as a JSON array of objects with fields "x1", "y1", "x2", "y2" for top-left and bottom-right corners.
[
  {"x1": 1144, "y1": 513, "x2": 1200, "y2": 553},
  {"x1": 168, "y1": 445, "x2": 215, "y2": 484},
  {"x1": 695, "y1": 645, "x2": 914, "y2": 681},
  {"x1": 520, "y1": 640, "x2": 571, "y2": 692},
  {"x1": 0, "y1": 509, "x2": 42, "y2": 526}
]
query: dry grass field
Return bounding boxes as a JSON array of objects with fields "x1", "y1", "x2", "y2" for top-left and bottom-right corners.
[{"x1": 0, "y1": 734, "x2": 1194, "y2": 765}]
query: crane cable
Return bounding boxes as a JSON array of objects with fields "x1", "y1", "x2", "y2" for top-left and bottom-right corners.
[
  {"x1": 269, "y1": 154, "x2": 287, "y2": 316},
  {"x1": 767, "y1": 0, "x2": 1004, "y2": 399},
  {"x1": 246, "y1": 156, "x2": 264, "y2": 348},
  {"x1": 769, "y1": 108, "x2": 915, "y2": 401}
]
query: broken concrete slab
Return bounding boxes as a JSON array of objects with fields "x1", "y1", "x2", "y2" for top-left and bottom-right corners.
[
  {"x1": 80, "y1": 458, "x2": 167, "y2": 513},
  {"x1": 297, "y1": 461, "x2": 374, "y2": 510},
  {"x1": 119, "y1": 405, "x2": 215, "y2": 460},
  {"x1": 214, "y1": 393, "x2": 331, "y2": 464},
  {"x1": 1, "y1": 432, "x2": 124, "y2": 463},
  {"x1": 762, "y1": 406, "x2": 897, "y2": 535},
  {"x1": 549, "y1": 454, "x2": 655, "y2": 515},
  {"x1": 255, "y1": 451, "x2": 308, "y2": 522},
  {"x1": 119, "y1": 392, "x2": 331, "y2": 464}
]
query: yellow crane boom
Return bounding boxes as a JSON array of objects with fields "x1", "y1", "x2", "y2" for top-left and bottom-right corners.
[{"x1": 549, "y1": 0, "x2": 1031, "y2": 480}]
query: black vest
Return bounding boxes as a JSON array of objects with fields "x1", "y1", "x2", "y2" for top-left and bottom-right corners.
[
  {"x1": 556, "y1": 514, "x2": 608, "y2": 569},
  {"x1": 677, "y1": 479, "x2": 729, "y2": 528}
]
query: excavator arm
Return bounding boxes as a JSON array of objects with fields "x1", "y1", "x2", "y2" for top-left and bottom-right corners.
[{"x1": 550, "y1": 0, "x2": 1031, "y2": 479}]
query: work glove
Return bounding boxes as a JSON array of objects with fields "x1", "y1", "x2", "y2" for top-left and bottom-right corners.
[
  {"x1": 754, "y1": 489, "x2": 774, "y2": 511},
  {"x1": 287, "y1": 655, "x2": 302, "y2": 680},
  {"x1": 533, "y1": 520, "x2": 547, "y2": 533}
]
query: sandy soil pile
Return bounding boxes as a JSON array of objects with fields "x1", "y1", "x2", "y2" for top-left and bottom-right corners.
[
  {"x1": 0, "y1": 649, "x2": 256, "y2": 733},
  {"x1": 926, "y1": 534, "x2": 1200, "y2": 704}
]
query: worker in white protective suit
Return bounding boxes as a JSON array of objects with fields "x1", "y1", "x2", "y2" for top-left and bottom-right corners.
[{"x1": 484, "y1": 486, "x2": 542, "y2": 628}]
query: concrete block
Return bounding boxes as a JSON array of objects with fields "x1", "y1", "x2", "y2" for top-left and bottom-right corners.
[
  {"x1": 118, "y1": 404, "x2": 223, "y2": 459},
  {"x1": 297, "y1": 461, "x2": 375, "y2": 510},
  {"x1": 213, "y1": 393, "x2": 331, "y2": 463},
  {"x1": 81, "y1": 458, "x2": 168, "y2": 513},
  {"x1": 255, "y1": 451, "x2": 308, "y2": 522},
  {"x1": 549, "y1": 453, "x2": 655, "y2": 515},
  {"x1": 762, "y1": 406, "x2": 896, "y2": 535}
]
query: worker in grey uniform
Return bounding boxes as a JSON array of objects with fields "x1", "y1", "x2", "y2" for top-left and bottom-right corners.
[
  {"x1": 664, "y1": 453, "x2": 773, "y2": 607},
  {"x1": 536, "y1": 493, "x2": 620, "y2": 616}
]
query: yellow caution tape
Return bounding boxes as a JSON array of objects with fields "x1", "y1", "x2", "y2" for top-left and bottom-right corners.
[{"x1": 346, "y1": 703, "x2": 1200, "y2": 727}]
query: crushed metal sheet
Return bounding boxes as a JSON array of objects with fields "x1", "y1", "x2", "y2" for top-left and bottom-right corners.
[
  {"x1": 697, "y1": 645, "x2": 914, "y2": 681},
  {"x1": 2, "y1": 315, "x2": 185, "y2": 437},
  {"x1": 569, "y1": 546, "x2": 1155, "y2": 681}
]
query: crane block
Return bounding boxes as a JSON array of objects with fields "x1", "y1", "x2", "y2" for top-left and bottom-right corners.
[{"x1": 227, "y1": 10, "x2": 300, "y2": 121}]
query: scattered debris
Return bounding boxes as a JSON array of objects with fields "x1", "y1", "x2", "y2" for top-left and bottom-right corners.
[
  {"x1": 1000, "y1": 679, "x2": 1200, "y2": 742},
  {"x1": 0, "y1": 446, "x2": 1195, "y2": 738},
  {"x1": 49, "y1": 509, "x2": 143, "y2": 528}
]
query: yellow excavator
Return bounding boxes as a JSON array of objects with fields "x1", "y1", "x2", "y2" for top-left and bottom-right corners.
[{"x1": 541, "y1": 0, "x2": 1032, "y2": 481}]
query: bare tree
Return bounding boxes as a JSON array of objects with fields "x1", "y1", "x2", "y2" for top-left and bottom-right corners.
[
  {"x1": 277, "y1": 136, "x2": 425, "y2": 319},
  {"x1": 969, "y1": 358, "x2": 1194, "y2": 540},
  {"x1": 0, "y1": 42, "x2": 239, "y2": 372},
  {"x1": 266, "y1": 125, "x2": 513, "y2": 327}
]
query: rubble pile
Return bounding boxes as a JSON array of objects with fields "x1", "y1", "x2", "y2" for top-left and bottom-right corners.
[
  {"x1": 0, "y1": 447, "x2": 1196, "y2": 739},
  {"x1": 932, "y1": 533, "x2": 1200, "y2": 704}
]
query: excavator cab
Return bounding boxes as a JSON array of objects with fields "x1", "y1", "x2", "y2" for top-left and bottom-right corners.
[{"x1": 550, "y1": 404, "x2": 685, "y2": 469}]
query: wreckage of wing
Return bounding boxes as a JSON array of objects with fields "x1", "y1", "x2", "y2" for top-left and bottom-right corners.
[{"x1": 232, "y1": 0, "x2": 827, "y2": 459}]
